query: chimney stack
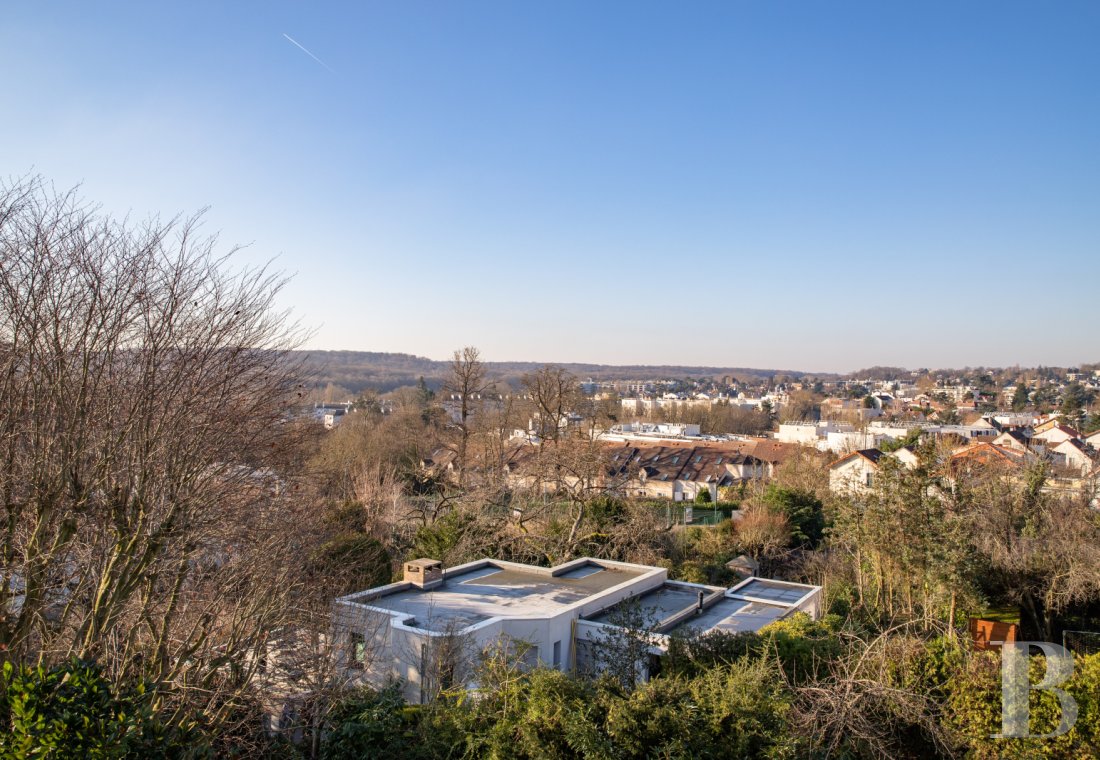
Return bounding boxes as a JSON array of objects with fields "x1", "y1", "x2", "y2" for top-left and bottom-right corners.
[{"x1": 404, "y1": 559, "x2": 444, "y2": 590}]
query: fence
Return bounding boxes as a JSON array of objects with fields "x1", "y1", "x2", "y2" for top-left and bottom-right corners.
[
  {"x1": 653, "y1": 504, "x2": 735, "y2": 527},
  {"x1": 1063, "y1": 630, "x2": 1100, "y2": 658}
]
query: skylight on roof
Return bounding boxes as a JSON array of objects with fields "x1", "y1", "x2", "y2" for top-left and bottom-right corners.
[{"x1": 558, "y1": 565, "x2": 604, "y2": 580}]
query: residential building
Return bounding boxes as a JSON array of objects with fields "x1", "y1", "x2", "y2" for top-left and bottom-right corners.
[
  {"x1": 828, "y1": 449, "x2": 885, "y2": 494},
  {"x1": 947, "y1": 442, "x2": 1032, "y2": 478},
  {"x1": 605, "y1": 443, "x2": 765, "y2": 501},
  {"x1": 775, "y1": 422, "x2": 822, "y2": 446},
  {"x1": 333, "y1": 557, "x2": 822, "y2": 702},
  {"x1": 991, "y1": 430, "x2": 1041, "y2": 454},
  {"x1": 825, "y1": 430, "x2": 888, "y2": 453},
  {"x1": 1051, "y1": 438, "x2": 1097, "y2": 475},
  {"x1": 989, "y1": 412, "x2": 1037, "y2": 429},
  {"x1": 313, "y1": 402, "x2": 352, "y2": 429},
  {"x1": 498, "y1": 438, "x2": 801, "y2": 502},
  {"x1": 1033, "y1": 424, "x2": 1082, "y2": 446},
  {"x1": 934, "y1": 425, "x2": 1000, "y2": 442},
  {"x1": 599, "y1": 422, "x2": 702, "y2": 442},
  {"x1": 776, "y1": 421, "x2": 857, "y2": 449}
]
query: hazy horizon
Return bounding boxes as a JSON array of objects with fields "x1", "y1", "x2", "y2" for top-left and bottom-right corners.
[
  {"x1": 5, "y1": 1, "x2": 1098, "y2": 372},
  {"x1": 296, "y1": 347, "x2": 1099, "y2": 379}
]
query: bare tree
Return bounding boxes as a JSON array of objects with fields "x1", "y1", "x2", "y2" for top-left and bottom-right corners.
[
  {"x1": 0, "y1": 177, "x2": 312, "y2": 740},
  {"x1": 792, "y1": 626, "x2": 954, "y2": 759},
  {"x1": 956, "y1": 462, "x2": 1100, "y2": 640},
  {"x1": 480, "y1": 386, "x2": 521, "y2": 486},
  {"x1": 443, "y1": 346, "x2": 489, "y2": 485},
  {"x1": 522, "y1": 364, "x2": 579, "y2": 445}
]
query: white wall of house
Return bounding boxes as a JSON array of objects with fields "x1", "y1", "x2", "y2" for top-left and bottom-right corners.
[
  {"x1": 869, "y1": 422, "x2": 930, "y2": 439},
  {"x1": 992, "y1": 432, "x2": 1028, "y2": 452},
  {"x1": 935, "y1": 425, "x2": 999, "y2": 441},
  {"x1": 335, "y1": 559, "x2": 668, "y2": 704},
  {"x1": 724, "y1": 460, "x2": 763, "y2": 480},
  {"x1": 824, "y1": 431, "x2": 886, "y2": 453},
  {"x1": 992, "y1": 413, "x2": 1037, "y2": 427},
  {"x1": 829, "y1": 456, "x2": 877, "y2": 494},
  {"x1": 1034, "y1": 427, "x2": 1077, "y2": 445},
  {"x1": 893, "y1": 448, "x2": 920, "y2": 468},
  {"x1": 776, "y1": 423, "x2": 820, "y2": 445},
  {"x1": 1052, "y1": 440, "x2": 1095, "y2": 475}
]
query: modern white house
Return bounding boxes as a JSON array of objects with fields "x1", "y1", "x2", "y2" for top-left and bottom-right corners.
[
  {"x1": 776, "y1": 422, "x2": 828, "y2": 446},
  {"x1": 333, "y1": 557, "x2": 822, "y2": 703},
  {"x1": 600, "y1": 422, "x2": 702, "y2": 440},
  {"x1": 775, "y1": 421, "x2": 889, "y2": 453},
  {"x1": 573, "y1": 574, "x2": 822, "y2": 681},
  {"x1": 825, "y1": 430, "x2": 888, "y2": 453}
]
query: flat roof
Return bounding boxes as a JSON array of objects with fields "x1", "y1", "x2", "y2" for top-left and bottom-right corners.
[
  {"x1": 586, "y1": 582, "x2": 719, "y2": 627},
  {"x1": 350, "y1": 561, "x2": 648, "y2": 633},
  {"x1": 583, "y1": 577, "x2": 819, "y2": 638},
  {"x1": 676, "y1": 597, "x2": 790, "y2": 635},
  {"x1": 734, "y1": 578, "x2": 813, "y2": 605}
]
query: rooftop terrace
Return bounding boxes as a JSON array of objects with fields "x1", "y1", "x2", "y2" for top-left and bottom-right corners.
[
  {"x1": 584, "y1": 577, "x2": 820, "y2": 638},
  {"x1": 340, "y1": 559, "x2": 651, "y2": 633}
]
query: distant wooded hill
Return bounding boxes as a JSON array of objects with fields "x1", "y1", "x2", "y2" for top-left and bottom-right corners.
[{"x1": 292, "y1": 350, "x2": 830, "y2": 394}]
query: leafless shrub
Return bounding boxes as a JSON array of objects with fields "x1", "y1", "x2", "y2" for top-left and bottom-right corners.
[
  {"x1": 791, "y1": 625, "x2": 955, "y2": 760},
  {"x1": 0, "y1": 176, "x2": 314, "y2": 741}
]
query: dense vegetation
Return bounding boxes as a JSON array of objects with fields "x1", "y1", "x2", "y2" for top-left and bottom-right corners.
[{"x1": 314, "y1": 627, "x2": 1100, "y2": 759}]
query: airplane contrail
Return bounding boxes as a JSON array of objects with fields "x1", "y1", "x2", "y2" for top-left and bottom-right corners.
[{"x1": 282, "y1": 33, "x2": 335, "y2": 73}]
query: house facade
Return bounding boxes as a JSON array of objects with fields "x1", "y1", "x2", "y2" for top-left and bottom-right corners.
[
  {"x1": 828, "y1": 449, "x2": 885, "y2": 494},
  {"x1": 333, "y1": 557, "x2": 822, "y2": 703},
  {"x1": 1033, "y1": 424, "x2": 1081, "y2": 446},
  {"x1": 1052, "y1": 438, "x2": 1097, "y2": 475}
]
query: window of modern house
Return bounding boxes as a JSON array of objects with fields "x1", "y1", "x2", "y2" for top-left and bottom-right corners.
[{"x1": 350, "y1": 632, "x2": 367, "y2": 668}]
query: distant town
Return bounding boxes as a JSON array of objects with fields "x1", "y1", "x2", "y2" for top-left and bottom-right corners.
[{"x1": 309, "y1": 356, "x2": 1100, "y2": 505}]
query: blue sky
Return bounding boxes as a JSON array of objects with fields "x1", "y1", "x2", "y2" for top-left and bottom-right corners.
[{"x1": 3, "y1": 1, "x2": 1098, "y2": 373}]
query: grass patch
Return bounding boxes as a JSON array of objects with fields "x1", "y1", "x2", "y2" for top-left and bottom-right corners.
[{"x1": 976, "y1": 606, "x2": 1020, "y2": 624}]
